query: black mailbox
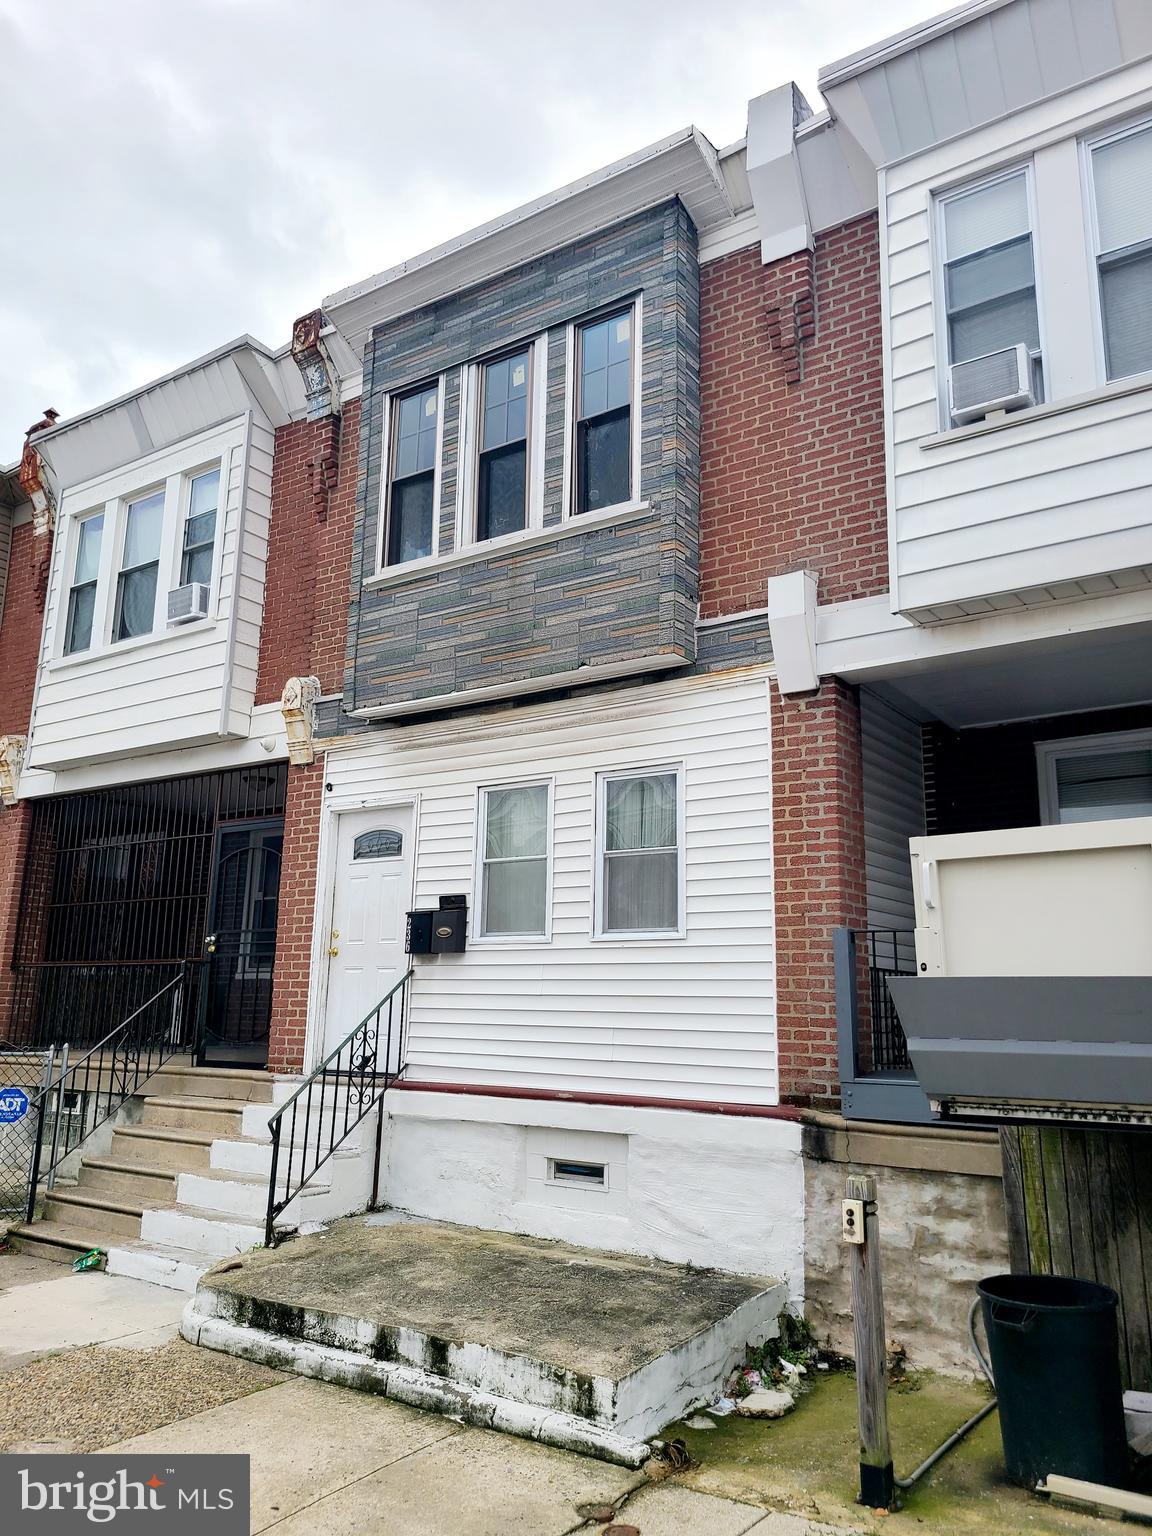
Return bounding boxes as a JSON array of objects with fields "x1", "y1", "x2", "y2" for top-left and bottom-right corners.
[
  {"x1": 405, "y1": 910, "x2": 434, "y2": 955},
  {"x1": 431, "y1": 896, "x2": 468, "y2": 954}
]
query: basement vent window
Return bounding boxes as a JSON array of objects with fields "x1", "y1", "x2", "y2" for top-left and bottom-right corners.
[{"x1": 547, "y1": 1158, "x2": 607, "y2": 1188}]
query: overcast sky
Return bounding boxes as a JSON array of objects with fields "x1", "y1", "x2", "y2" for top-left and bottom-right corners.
[{"x1": 0, "y1": 0, "x2": 944, "y2": 454}]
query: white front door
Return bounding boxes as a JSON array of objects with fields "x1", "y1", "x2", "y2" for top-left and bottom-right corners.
[{"x1": 322, "y1": 806, "x2": 414, "y2": 1056}]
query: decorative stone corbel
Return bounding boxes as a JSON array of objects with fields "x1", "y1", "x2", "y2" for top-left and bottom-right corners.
[
  {"x1": 18, "y1": 409, "x2": 59, "y2": 539},
  {"x1": 281, "y1": 676, "x2": 322, "y2": 766},
  {"x1": 291, "y1": 311, "x2": 340, "y2": 423},
  {"x1": 0, "y1": 734, "x2": 27, "y2": 807}
]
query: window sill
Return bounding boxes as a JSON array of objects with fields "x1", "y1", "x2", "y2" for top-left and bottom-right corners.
[
  {"x1": 48, "y1": 618, "x2": 217, "y2": 672},
  {"x1": 920, "y1": 371, "x2": 1152, "y2": 450},
  {"x1": 590, "y1": 929, "x2": 687, "y2": 944},
  {"x1": 364, "y1": 500, "x2": 654, "y2": 589}
]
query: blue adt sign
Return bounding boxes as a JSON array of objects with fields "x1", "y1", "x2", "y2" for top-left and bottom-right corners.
[{"x1": 0, "y1": 1088, "x2": 30, "y2": 1123}]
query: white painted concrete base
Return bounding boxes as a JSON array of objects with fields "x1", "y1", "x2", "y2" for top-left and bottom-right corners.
[
  {"x1": 180, "y1": 1303, "x2": 653, "y2": 1468},
  {"x1": 378, "y1": 1092, "x2": 807, "y2": 1298},
  {"x1": 105, "y1": 1242, "x2": 209, "y2": 1294}
]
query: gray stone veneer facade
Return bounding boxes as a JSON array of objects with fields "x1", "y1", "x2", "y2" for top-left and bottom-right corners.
[{"x1": 341, "y1": 201, "x2": 701, "y2": 719}]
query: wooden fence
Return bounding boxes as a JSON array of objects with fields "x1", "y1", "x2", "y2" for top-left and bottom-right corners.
[{"x1": 1001, "y1": 1124, "x2": 1152, "y2": 1391}]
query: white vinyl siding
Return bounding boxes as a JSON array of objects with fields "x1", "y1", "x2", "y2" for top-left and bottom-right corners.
[
  {"x1": 28, "y1": 413, "x2": 272, "y2": 768},
  {"x1": 886, "y1": 63, "x2": 1152, "y2": 621},
  {"x1": 321, "y1": 671, "x2": 777, "y2": 1104},
  {"x1": 861, "y1": 692, "x2": 925, "y2": 934}
]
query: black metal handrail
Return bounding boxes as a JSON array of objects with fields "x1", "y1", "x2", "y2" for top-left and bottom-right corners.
[
  {"x1": 835, "y1": 927, "x2": 918, "y2": 1079},
  {"x1": 264, "y1": 969, "x2": 412, "y2": 1247},
  {"x1": 24, "y1": 963, "x2": 193, "y2": 1222}
]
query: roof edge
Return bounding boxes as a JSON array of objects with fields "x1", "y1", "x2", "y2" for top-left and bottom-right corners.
[
  {"x1": 322, "y1": 125, "x2": 724, "y2": 316},
  {"x1": 818, "y1": 0, "x2": 1016, "y2": 90}
]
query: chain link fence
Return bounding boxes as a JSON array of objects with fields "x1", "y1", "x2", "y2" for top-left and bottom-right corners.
[{"x1": 0, "y1": 1049, "x2": 54, "y2": 1220}]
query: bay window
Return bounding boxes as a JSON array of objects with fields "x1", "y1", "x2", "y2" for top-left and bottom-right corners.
[
  {"x1": 478, "y1": 782, "x2": 551, "y2": 938},
  {"x1": 596, "y1": 768, "x2": 682, "y2": 936}
]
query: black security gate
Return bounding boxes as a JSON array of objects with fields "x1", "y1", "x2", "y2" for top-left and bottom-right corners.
[
  {"x1": 200, "y1": 823, "x2": 283, "y2": 1065},
  {"x1": 11, "y1": 766, "x2": 287, "y2": 1064}
]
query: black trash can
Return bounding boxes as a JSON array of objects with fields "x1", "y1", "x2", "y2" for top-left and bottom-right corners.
[{"x1": 978, "y1": 1273, "x2": 1129, "y2": 1490}]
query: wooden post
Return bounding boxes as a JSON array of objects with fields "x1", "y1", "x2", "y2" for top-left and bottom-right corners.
[{"x1": 846, "y1": 1172, "x2": 894, "y2": 1510}]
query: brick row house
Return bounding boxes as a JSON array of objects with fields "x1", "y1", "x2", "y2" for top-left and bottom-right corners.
[{"x1": 1, "y1": 0, "x2": 1150, "y2": 1377}]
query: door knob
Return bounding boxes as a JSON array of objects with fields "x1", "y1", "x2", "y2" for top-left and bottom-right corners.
[{"x1": 328, "y1": 945, "x2": 340, "y2": 957}]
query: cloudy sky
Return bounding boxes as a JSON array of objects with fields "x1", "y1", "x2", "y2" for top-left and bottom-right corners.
[{"x1": 0, "y1": 0, "x2": 944, "y2": 453}]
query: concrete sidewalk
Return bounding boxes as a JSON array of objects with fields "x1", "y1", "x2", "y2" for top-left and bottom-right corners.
[
  {"x1": 106, "y1": 1375, "x2": 834, "y2": 1535},
  {"x1": 0, "y1": 1247, "x2": 837, "y2": 1534}
]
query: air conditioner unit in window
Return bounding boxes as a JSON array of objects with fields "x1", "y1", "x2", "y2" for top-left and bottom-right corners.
[
  {"x1": 948, "y1": 343, "x2": 1035, "y2": 425},
  {"x1": 167, "y1": 582, "x2": 211, "y2": 625}
]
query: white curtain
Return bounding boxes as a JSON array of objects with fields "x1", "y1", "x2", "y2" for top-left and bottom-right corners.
[{"x1": 604, "y1": 774, "x2": 678, "y2": 932}]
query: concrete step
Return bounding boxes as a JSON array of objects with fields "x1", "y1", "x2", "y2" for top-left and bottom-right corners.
[
  {"x1": 77, "y1": 1158, "x2": 178, "y2": 1205},
  {"x1": 42, "y1": 1188, "x2": 146, "y2": 1239},
  {"x1": 140, "y1": 1096, "x2": 249, "y2": 1135},
  {"x1": 148, "y1": 1065, "x2": 274, "y2": 1103},
  {"x1": 211, "y1": 1132, "x2": 364, "y2": 1178},
  {"x1": 140, "y1": 1203, "x2": 265, "y2": 1259},
  {"x1": 105, "y1": 1240, "x2": 213, "y2": 1294},
  {"x1": 176, "y1": 1167, "x2": 331, "y2": 1222},
  {"x1": 111, "y1": 1125, "x2": 214, "y2": 1172},
  {"x1": 8, "y1": 1220, "x2": 107, "y2": 1267}
]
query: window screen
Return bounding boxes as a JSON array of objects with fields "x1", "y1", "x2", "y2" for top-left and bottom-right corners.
[
  {"x1": 1054, "y1": 746, "x2": 1152, "y2": 823},
  {"x1": 386, "y1": 385, "x2": 439, "y2": 565},
  {"x1": 600, "y1": 771, "x2": 679, "y2": 933},
  {"x1": 480, "y1": 784, "x2": 549, "y2": 936},
  {"x1": 575, "y1": 311, "x2": 632, "y2": 514},
  {"x1": 478, "y1": 350, "x2": 529, "y2": 541},
  {"x1": 941, "y1": 173, "x2": 1042, "y2": 391},
  {"x1": 1091, "y1": 124, "x2": 1152, "y2": 381}
]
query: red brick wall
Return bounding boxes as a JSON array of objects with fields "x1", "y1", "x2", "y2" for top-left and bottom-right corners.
[
  {"x1": 770, "y1": 677, "x2": 867, "y2": 1107},
  {"x1": 258, "y1": 401, "x2": 360, "y2": 1071},
  {"x1": 256, "y1": 398, "x2": 360, "y2": 704},
  {"x1": 267, "y1": 760, "x2": 324, "y2": 1074},
  {"x1": 1, "y1": 523, "x2": 45, "y2": 737},
  {"x1": 258, "y1": 403, "x2": 360, "y2": 1071},
  {"x1": 0, "y1": 519, "x2": 48, "y2": 1038},
  {"x1": 698, "y1": 215, "x2": 888, "y2": 619}
]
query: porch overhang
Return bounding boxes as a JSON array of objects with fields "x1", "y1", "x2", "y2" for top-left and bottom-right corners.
[{"x1": 891, "y1": 976, "x2": 1152, "y2": 1126}]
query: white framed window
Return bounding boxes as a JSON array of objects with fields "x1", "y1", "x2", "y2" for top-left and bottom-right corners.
[
  {"x1": 179, "y1": 466, "x2": 221, "y2": 587},
  {"x1": 63, "y1": 512, "x2": 104, "y2": 656},
  {"x1": 594, "y1": 766, "x2": 684, "y2": 939},
  {"x1": 477, "y1": 347, "x2": 531, "y2": 542},
  {"x1": 476, "y1": 780, "x2": 552, "y2": 940},
  {"x1": 113, "y1": 487, "x2": 165, "y2": 642},
  {"x1": 1037, "y1": 730, "x2": 1152, "y2": 825},
  {"x1": 1085, "y1": 118, "x2": 1152, "y2": 383},
  {"x1": 937, "y1": 168, "x2": 1044, "y2": 407},
  {"x1": 53, "y1": 445, "x2": 227, "y2": 663},
  {"x1": 381, "y1": 380, "x2": 442, "y2": 567},
  {"x1": 570, "y1": 301, "x2": 642, "y2": 517}
]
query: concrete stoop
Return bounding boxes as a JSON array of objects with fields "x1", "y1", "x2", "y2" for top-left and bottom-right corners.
[
  {"x1": 180, "y1": 1214, "x2": 787, "y2": 1466},
  {"x1": 12, "y1": 1065, "x2": 376, "y2": 1291}
]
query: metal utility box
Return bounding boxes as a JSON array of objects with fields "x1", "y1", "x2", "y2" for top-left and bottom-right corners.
[
  {"x1": 405, "y1": 910, "x2": 434, "y2": 956},
  {"x1": 431, "y1": 896, "x2": 467, "y2": 954}
]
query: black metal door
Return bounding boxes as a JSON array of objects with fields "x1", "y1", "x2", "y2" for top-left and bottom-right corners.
[{"x1": 200, "y1": 821, "x2": 283, "y2": 1065}]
